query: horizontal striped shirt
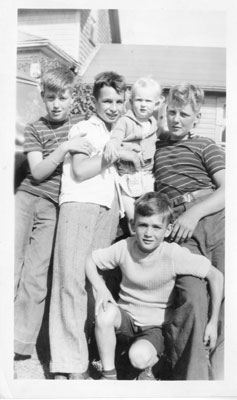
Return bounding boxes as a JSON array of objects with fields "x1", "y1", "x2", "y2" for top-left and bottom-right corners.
[
  {"x1": 154, "y1": 135, "x2": 225, "y2": 200},
  {"x1": 17, "y1": 114, "x2": 82, "y2": 204}
]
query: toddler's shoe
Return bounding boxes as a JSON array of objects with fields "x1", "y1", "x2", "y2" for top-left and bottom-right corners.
[{"x1": 137, "y1": 366, "x2": 156, "y2": 380}]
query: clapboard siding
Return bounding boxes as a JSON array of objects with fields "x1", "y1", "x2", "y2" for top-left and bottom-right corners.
[
  {"x1": 18, "y1": 9, "x2": 113, "y2": 65},
  {"x1": 79, "y1": 10, "x2": 112, "y2": 67},
  {"x1": 18, "y1": 9, "x2": 81, "y2": 60},
  {"x1": 191, "y1": 95, "x2": 226, "y2": 145},
  {"x1": 195, "y1": 96, "x2": 216, "y2": 140}
]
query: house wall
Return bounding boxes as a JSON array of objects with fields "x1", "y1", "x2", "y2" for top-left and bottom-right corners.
[
  {"x1": 18, "y1": 9, "x2": 113, "y2": 66},
  {"x1": 79, "y1": 10, "x2": 112, "y2": 67},
  {"x1": 196, "y1": 93, "x2": 226, "y2": 145},
  {"x1": 18, "y1": 9, "x2": 81, "y2": 60}
]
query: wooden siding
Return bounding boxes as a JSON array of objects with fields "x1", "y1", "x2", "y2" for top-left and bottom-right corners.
[
  {"x1": 18, "y1": 9, "x2": 114, "y2": 66},
  {"x1": 18, "y1": 9, "x2": 81, "y2": 60},
  {"x1": 196, "y1": 95, "x2": 226, "y2": 145},
  {"x1": 79, "y1": 10, "x2": 112, "y2": 68},
  {"x1": 197, "y1": 96, "x2": 217, "y2": 140}
]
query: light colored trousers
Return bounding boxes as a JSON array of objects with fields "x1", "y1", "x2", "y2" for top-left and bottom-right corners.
[
  {"x1": 49, "y1": 196, "x2": 119, "y2": 373},
  {"x1": 14, "y1": 191, "x2": 58, "y2": 355}
]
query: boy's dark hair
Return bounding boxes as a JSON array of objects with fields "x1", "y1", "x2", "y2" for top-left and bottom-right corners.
[
  {"x1": 92, "y1": 71, "x2": 126, "y2": 100},
  {"x1": 41, "y1": 66, "x2": 77, "y2": 95},
  {"x1": 134, "y1": 192, "x2": 173, "y2": 225},
  {"x1": 168, "y1": 83, "x2": 205, "y2": 113}
]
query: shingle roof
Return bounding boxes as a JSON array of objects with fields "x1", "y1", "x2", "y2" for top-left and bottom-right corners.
[{"x1": 81, "y1": 44, "x2": 226, "y2": 91}]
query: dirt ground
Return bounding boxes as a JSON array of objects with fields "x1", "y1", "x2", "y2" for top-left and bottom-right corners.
[
  {"x1": 14, "y1": 312, "x2": 170, "y2": 381},
  {"x1": 13, "y1": 304, "x2": 137, "y2": 380}
]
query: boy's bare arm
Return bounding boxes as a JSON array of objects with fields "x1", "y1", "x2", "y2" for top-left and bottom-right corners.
[
  {"x1": 72, "y1": 152, "x2": 114, "y2": 181},
  {"x1": 203, "y1": 266, "x2": 224, "y2": 350},
  {"x1": 171, "y1": 169, "x2": 225, "y2": 242},
  {"x1": 28, "y1": 135, "x2": 92, "y2": 182},
  {"x1": 73, "y1": 146, "x2": 144, "y2": 180},
  {"x1": 85, "y1": 255, "x2": 117, "y2": 316}
]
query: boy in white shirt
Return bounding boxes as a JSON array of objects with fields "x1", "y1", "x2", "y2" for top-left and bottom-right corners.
[
  {"x1": 49, "y1": 71, "x2": 127, "y2": 379},
  {"x1": 86, "y1": 192, "x2": 223, "y2": 380}
]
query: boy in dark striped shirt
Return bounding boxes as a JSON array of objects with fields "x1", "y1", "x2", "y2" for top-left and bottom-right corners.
[
  {"x1": 154, "y1": 83, "x2": 225, "y2": 380},
  {"x1": 14, "y1": 66, "x2": 91, "y2": 362}
]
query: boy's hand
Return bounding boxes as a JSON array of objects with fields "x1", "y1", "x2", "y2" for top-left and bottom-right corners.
[
  {"x1": 67, "y1": 134, "x2": 92, "y2": 156},
  {"x1": 95, "y1": 285, "x2": 117, "y2": 316},
  {"x1": 104, "y1": 141, "x2": 119, "y2": 163},
  {"x1": 171, "y1": 207, "x2": 201, "y2": 243},
  {"x1": 203, "y1": 321, "x2": 218, "y2": 351}
]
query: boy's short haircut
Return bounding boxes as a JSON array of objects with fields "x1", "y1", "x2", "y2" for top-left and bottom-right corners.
[
  {"x1": 92, "y1": 71, "x2": 126, "y2": 100},
  {"x1": 41, "y1": 66, "x2": 77, "y2": 95},
  {"x1": 134, "y1": 192, "x2": 173, "y2": 225},
  {"x1": 131, "y1": 77, "x2": 162, "y2": 99},
  {"x1": 168, "y1": 83, "x2": 205, "y2": 113}
]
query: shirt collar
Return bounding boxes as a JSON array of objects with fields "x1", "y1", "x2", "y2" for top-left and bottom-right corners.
[
  {"x1": 89, "y1": 114, "x2": 119, "y2": 132},
  {"x1": 89, "y1": 114, "x2": 105, "y2": 126}
]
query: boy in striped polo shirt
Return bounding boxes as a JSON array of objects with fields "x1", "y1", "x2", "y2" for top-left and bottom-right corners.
[
  {"x1": 14, "y1": 66, "x2": 91, "y2": 361},
  {"x1": 85, "y1": 192, "x2": 223, "y2": 380},
  {"x1": 154, "y1": 83, "x2": 225, "y2": 380}
]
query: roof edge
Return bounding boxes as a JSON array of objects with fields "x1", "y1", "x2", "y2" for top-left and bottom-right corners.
[
  {"x1": 18, "y1": 39, "x2": 79, "y2": 66},
  {"x1": 79, "y1": 44, "x2": 102, "y2": 77}
]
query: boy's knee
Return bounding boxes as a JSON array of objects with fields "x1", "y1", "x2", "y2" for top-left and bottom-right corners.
[
  {"x1": 128, "y1": 340, "x2": 156, "y2": 370},
  {"x1": 95, "y1": 303, "x2": 118, "y2": 329}
]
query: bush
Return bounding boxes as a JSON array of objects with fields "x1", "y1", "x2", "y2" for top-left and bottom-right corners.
[{"x1": 72, "y1": 83, "x2": 96, "y2": 118}]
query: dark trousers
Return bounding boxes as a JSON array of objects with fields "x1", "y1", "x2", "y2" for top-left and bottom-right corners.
[{"x1": 166, "y1": 201, "x2": 225, "y2": 380}]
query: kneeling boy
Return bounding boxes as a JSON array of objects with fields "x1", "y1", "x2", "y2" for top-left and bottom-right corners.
[{"x1": 86, "y1": 192, "x2": 223, "y2": 380}]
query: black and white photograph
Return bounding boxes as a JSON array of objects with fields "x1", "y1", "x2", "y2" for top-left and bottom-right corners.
[{"x1": 1, "y1": 0, "x2": 237, "y2": 398}]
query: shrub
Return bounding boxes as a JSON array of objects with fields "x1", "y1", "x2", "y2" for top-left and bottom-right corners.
[{"x1": 72, "y1": 83, "x2": 96, "y2": 118}]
